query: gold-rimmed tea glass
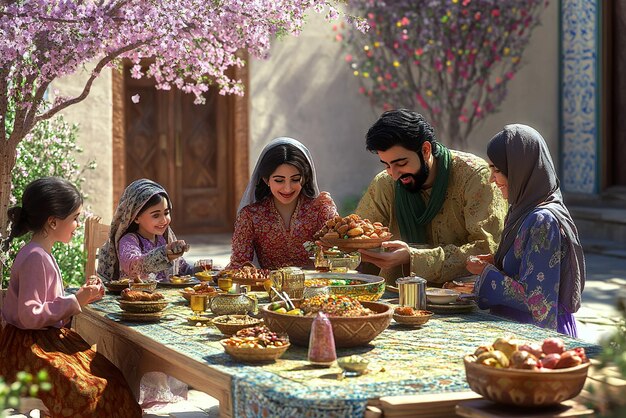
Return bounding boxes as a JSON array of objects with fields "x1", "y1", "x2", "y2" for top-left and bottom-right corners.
[
  {"x1": 195, "y1": 258, "x2": 214, "y2": 272},
  {"x1": 218, "y1": 277, "x2": 233, "y2": 292},
  {"x1": 190, "y1": 294, "x2": 209, "y2": 318}
]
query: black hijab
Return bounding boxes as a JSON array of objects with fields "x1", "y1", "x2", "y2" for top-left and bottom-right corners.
[{"x1": 487, "y1": 124, "x2": 585, "y2": 313}]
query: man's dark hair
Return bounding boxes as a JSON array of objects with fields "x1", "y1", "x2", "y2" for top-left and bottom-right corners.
[{"x1": 365, "y1": 109, "x2": 436, "y2": 153}]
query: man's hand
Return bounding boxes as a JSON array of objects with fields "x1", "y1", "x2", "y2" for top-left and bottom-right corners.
[{"x1": 359, "y1": 240, "x2": 410, "y2": 269}]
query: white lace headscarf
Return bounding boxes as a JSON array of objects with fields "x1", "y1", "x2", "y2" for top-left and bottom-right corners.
[{"x1": 237, "y1": 137, "x2": 320, "y2": 214}]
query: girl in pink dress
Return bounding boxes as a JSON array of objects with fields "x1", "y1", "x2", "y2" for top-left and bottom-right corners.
[
  {"x1": 229, "y1": 137, "x2": 338, "y2": 269},
  {"x1": 0, "y1": 177, "x2": 141, "y2": 417}
]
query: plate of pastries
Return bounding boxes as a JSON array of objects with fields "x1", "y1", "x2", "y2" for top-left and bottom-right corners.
[{"x1": 316, "y1": 214, "x2": 393, "y2": 250}]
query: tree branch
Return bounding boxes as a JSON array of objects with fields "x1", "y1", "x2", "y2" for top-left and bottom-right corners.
[{"x1": 35, "y1": 39, "x2": 152, "y2": 124}]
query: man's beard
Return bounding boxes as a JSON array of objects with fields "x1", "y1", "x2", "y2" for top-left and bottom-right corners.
[{"x1": 399, "y1": 152, "x2": 430, "y2": 192}]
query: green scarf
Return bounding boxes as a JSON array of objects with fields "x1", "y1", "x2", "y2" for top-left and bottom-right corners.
[{"x1": 395, "y1": 144, "x2": 452, "y2": 244}]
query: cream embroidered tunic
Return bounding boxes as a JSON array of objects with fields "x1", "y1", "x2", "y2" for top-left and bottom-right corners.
[{"x1": 355, "y1": 150, "x2": 507, "y2": 284}]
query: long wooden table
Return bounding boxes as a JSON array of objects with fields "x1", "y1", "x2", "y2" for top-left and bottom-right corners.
[{"x1": 73, "y1": 288, "x2": 601, "y2": 418}]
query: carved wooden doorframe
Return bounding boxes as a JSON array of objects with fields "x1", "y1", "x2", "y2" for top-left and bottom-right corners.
[{"x1": 111, "y1": 57, "x2": 249, "y2": 232}]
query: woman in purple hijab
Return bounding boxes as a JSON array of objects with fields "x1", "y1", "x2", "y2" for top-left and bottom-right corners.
[{"x1": 466, "y1": 124, "x2": 585, "y2": 337}]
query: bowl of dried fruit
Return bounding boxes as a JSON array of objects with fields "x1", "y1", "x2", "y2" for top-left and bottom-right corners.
[
  {"x1": 392, "y1": 306, "x2": 434, "y2": 326},
  {"x1": 220, "y1": 325, "x2": 290, "y2": 363},
  {"x1": 464, "y1": 336, "x2": 590, "y2": 407},
  {"x1": 212, "y1": 315, "x2": 263, "y2": 335}
]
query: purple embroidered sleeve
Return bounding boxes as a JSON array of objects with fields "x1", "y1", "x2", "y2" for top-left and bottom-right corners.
[{"x1": 118, "y1": 234, "x2": 170, "y2": 279}]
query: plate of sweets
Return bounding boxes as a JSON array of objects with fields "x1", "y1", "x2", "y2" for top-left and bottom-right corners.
[
  {"x1": 393, "y1": 306, "x2": 434, "y2": 327},
  {"x1": 180, "y1": 282, "x2": 222, "y2": 302},
  {"x1": 159, "y1": 274, "x2": 199, "y2": 288},
  {"x1": 216, "y1": 262, "x2": 270, "y2": 290},
  {"x1": 316, "y1": 214, "x2": 393, "y2": 251}
]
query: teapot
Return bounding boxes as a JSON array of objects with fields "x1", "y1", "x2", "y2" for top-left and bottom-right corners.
[{"x1": 209, "y1": 292, "x2": 256, "y2": 315}]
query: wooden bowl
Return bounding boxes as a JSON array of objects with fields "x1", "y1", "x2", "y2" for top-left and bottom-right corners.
[
  {"x1": 220, "y1": 340, "x2": 290, "y2": 363},
  {"x1": 104, "y1": 280, "x2": 131, "y2": 293},
  {"x1": 118, "y1": 299, "x2": 168, "y2": 313},
  {"x1": 463, "y1": 355, "x2": 590, "y2": 407},
  {"x1": 212, "y1": 315, "x2": 262, "y2": 335},
  {"x1": 393, "y1": 310, "x2": 434, "y2": 326},
  {"x1": 261, "y1": 300, "x2": 392, "y2": 348}
]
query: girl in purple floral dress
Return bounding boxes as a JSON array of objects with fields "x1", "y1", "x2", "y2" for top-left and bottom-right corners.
[
  {"x1": 466, "y1": 125, "x2": 585, "y2": 337},
  {"x1": 97, "y1": 179, "x2": 193, "y2": 282}
]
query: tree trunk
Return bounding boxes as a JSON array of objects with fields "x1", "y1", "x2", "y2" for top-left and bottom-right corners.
[
  {"x1": 448, "y1": 113, "x2": 464, "y2": 151},
  {"x1": 0, "y1": 140, "x2": 17, "y2": 248}
]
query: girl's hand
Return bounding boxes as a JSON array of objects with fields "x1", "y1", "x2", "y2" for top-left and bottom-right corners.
[
  {"x1": 166, "y1": 240, "x2": 190, "y2": 260},
  {"x1": 466, "y1": 254, "x2": 492, "y2": 275},
  {"x1": 75, "y1": 284, "x2": 104, "y2": 306},
  {"x1": 359, "y1": 240, "x2": 410, "y2": 269}
]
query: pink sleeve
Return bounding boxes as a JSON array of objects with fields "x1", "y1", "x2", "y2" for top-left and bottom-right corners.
[
  {"x1": 17, "y1": 251, "x2": 81, "y2": 329},
  {"x1": 228, "y1": 208, "x2": 256, "y2": 269}
]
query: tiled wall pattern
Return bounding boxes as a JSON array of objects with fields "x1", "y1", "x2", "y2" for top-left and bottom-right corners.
[{"x1": 561, "y1": 0, "x2": 599, "y2": 194}]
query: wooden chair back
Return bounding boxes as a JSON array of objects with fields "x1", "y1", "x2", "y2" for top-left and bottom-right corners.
[{"x1": 84, "y1": 216, "x2": 110, "y2": 278}]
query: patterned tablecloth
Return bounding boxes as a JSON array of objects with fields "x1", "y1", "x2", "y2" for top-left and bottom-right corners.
[{"x1": 89, "y1": 288, "x2": 601, "y2": 418}]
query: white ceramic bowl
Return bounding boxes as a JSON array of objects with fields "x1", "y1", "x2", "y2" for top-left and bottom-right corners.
[{"x1": 426, "y1": 288, "x2": 460, "y2": 304}]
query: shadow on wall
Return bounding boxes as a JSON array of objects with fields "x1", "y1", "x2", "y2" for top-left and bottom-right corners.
[{"x1": 249, "y1": 16, "x2": 381, "y2": 210}]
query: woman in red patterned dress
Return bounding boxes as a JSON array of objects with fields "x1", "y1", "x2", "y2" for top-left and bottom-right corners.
[{"x1": 229, "y1": 137, "x2": 338, "y2": 269}]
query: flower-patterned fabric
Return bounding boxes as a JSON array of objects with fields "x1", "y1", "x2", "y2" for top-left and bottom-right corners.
[
  {"x1": 355, "y1": 150, "x2": 506, "y2": 284},
  {"x1": 475, "y1": 208, "x2": 577, "y2": 337},
  {"x1": 118, "y1": 233, "x2": 192, "y2": 282},
  {"x1": 229, "y1": 192, "x2": 338, "y2": 269}
]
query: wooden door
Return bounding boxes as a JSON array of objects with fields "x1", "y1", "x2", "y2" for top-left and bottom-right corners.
[{"x1": 119, "y1": 62, "x2": 249, "y2": 234}]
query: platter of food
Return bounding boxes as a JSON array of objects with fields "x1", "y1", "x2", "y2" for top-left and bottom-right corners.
[
  {"x1": 158, "y1": 275, "x2": 199, "y2": 288},
  {"x1": 315, "y1": 214, "x2": 393, "y2": 251},
  {"x1": 304, "y1": 272, "x2": 385, "y2": 301},
  {"x1": 180, "y1": 282, "x2": 221, "y2": 302},
  {"x1": 216, "y1": 263, "x2": 270, "y2": 290}
]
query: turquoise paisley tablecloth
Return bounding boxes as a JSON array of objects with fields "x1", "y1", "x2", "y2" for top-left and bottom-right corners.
[{"x1": 87, "y1": 288, "x2": 601, "y2": 418}]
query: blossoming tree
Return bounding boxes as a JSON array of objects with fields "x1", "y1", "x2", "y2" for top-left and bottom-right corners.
[
  {"x1": 340, "y1": 0, "x2": 548, "y2": 149},
  {"x1": 0, "y1": 0, "x2": 365, "y2": 237}
]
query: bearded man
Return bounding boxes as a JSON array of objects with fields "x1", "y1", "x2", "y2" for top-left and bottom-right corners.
[{"x1": 356, "y1": 109, "x2": 506, "y2": 284}]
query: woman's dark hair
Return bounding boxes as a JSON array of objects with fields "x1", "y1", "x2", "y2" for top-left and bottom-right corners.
[
  {"x1": 254, "y1": 144, "x2": 315, "y2": 202},
  {"x1": 366, "y1": 109, "x2": 437, "y2": 153},
  {"x1": 125, "y1": 192, "x2": 169, "y2": 234},
  {"x1": 2, "y1": 177, "x2": 83, "y2": 251}
]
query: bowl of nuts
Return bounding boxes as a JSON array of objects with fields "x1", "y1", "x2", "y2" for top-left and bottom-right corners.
[{"x1": 220, "y1": 325, "x2": 290, "y2": 363}]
